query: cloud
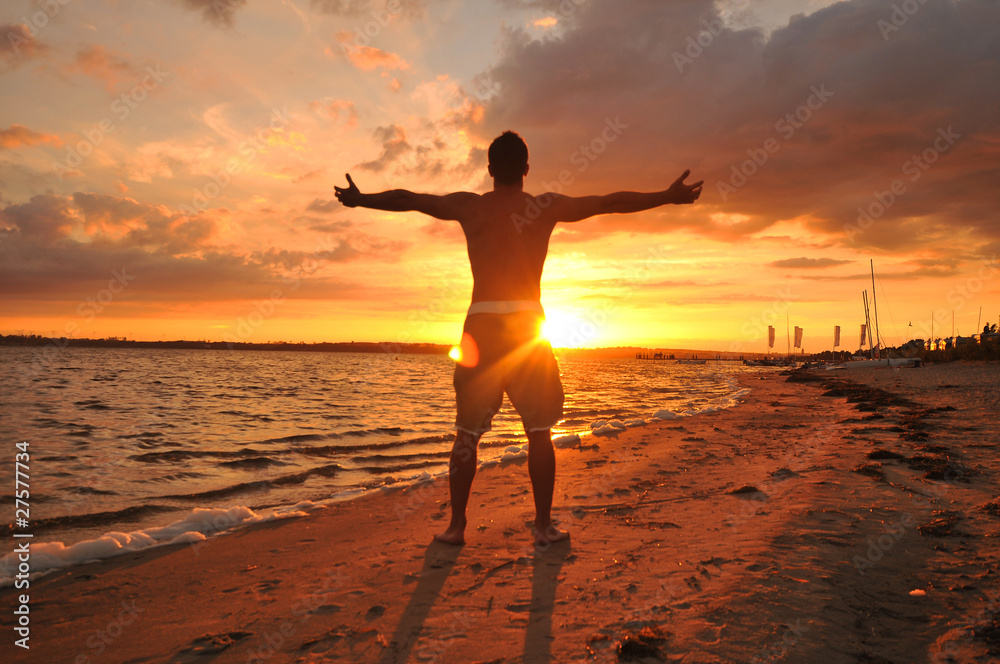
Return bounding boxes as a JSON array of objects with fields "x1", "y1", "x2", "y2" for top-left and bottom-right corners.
[
  {"x1": 307, "y1": 199, "x2": 342, "y2": 214},
  {"x1": 357, "y1": 124, "x2": 411, "y2": 172},
  {"x1": 310, "y1": 0, "x2": 428, "y2": 19},
  {"x1": 0, "y1": 194, "x2": 77, "y2": 243},
  {"x1": 176, "y1": 0, "x2": 248, "y2": 27},
  {"x1": 0, "y1": 23, "x2": 48, "y2": 67},
  {"x1": 472, "y1": 0, "x2": 1000, "y2": 256},
  {"x1": 335, "y1": 33, "x2": 411, "y2": 71},
  {"x1": 292, "y1": 168, "x2": 326, "y2": 184},
  {"x1": 249, "y1": 231, "x2": 408, "y2": 272},
  {"x1": 532, "y1": 17, "x2": 558, "y2": 28},
  {"x1": 310, "y1": 98, "x2": 359, "y2": 128},
  {"x1": 309, "y1": 220, "x2": 353, "y2": 232},
  {"x1": 0, "y1": 192, "x2": 409, "y2": 303},
  {"x1": 69, "y1": 45, "x2": 139, "y2": 92},
  {"x1": 0, "y1": 125, "x2": 61, "y2": 149},
  {"x1": 771, "y1": 257, "x2": 853, "y2": 268}
]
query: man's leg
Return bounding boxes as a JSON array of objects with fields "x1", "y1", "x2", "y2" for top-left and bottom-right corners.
[
  {"x1": 435, "y1": 429, "x2": 481, "y2": 545},
  {"x1": 527, "y1": 429, "x2": 569, "y2": 547}
]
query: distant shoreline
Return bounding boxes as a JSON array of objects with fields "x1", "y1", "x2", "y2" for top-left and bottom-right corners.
[
  {"x1": 0, "y1": 334, "x2": 450, "y2": 355},
  {"x1": 0, "y1": 334, "x2": 776, "y2": 359}
]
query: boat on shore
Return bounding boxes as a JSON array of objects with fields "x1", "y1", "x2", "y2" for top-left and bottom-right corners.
[{"x1": 827, "y1": 260, "x2": 922, "y2": 371}]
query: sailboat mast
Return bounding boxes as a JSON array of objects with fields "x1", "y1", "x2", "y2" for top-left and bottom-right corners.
[
  {"x1": 862, "y1": 290, "x2": 871, "y2": 358},
  {"x1": 870, "y1": 260, "x2": 881, "y2": 358}
]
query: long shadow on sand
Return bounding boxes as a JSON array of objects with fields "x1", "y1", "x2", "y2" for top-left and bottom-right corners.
[
  {"x1": 378, "y1": 540, "x2": 461, "y2": 664},
  {"x1": 524, "y1": 539, "x2": 572, "y2": 664}
]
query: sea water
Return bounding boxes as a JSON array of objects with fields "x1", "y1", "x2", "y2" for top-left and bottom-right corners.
[{"x1": 0, "y1": 346, "x2": 758, "y2": 582}]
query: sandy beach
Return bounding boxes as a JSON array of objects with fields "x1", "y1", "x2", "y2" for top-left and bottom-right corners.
[{"x1": 4, "y1": 363, "x2": 999, "y2": 664}]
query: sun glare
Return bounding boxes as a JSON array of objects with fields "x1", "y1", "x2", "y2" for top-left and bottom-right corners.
[{"x1": 540, "y1": 309, "x2": 589, "y2": 348}]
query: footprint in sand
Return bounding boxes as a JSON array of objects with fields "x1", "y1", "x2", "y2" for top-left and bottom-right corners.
[
  {"x1": 170, "y1": 632, "x2": 253, "y2": 663},
  {"x1": 306, "y1": 603, "x2": 343, "y2": 616},
  {"x1": 297, "y1": 626, "x2": 387, "y2": 659},
  {"x1": 252, "y1": 579, "x2": 282, "y2": 594}
]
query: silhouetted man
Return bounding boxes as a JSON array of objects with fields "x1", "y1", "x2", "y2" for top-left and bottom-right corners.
[{"x1": 336, "y1": 131, "x2": 702, "y2": 546}]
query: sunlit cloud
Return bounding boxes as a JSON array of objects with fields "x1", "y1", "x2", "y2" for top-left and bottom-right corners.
[
  {"x1": 335, "y1": 33, "x2": 411, "y2": 71},
  {"x1": 68, "y1": 45, "x2": 138, "y2": 93},
  {"x1": 772, "y1": 258, "x2": 854, "y2": 269},
  {"x1": 0, "y1": 125, "x2": 61, "y2": 149}
]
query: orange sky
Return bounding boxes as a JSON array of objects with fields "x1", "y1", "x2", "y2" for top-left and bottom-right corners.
[{"x1": 1, "y1": 0, "x2": 998, "y2": 353}]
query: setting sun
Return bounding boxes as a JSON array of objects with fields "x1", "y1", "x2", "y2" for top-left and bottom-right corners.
[{"x1": 541, "y1": 309, "x2": 591, "y2": 349}]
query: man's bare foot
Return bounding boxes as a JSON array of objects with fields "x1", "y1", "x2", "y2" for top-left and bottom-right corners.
[
  {"x1": 434, "y1": 524, "x2": 466, "y2": 545},
  {"x1": 534, "y1": 523, "x2": 570, "y2": 549}
]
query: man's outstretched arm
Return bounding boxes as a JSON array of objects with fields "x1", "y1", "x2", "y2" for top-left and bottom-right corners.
[
  {"x1": 547, "y1": 170, "x2": 703, "y2": 223},
  {"x1": 334, "y1": 173, "x2": 477, "y2": 221}
]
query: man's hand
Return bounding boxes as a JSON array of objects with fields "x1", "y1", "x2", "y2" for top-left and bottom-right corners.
[
  {"x1": 667, "y1": 170, "x2": 704, "y2": 205},
  {"x1": 335, "y1": 173, "x2": 362, "y2": 208}
]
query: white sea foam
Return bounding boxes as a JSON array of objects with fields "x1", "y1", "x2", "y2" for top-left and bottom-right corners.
[
  {"x1": 0, "y1": 502, "x2": 322, "y2": 587},
  {"x1": 591, "y1": 419, "x2": 627, "y2": 435},
  {"x1": 553, "y1": 434, "x2": 581, "y2": 448},
  {"x1": 500, "y1": 444, "x2": 528, "y2": 462}
]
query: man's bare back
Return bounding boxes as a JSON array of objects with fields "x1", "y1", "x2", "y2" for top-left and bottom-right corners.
[{"x1": 454, "y1": 190, "x2": 555, "y2": 303}]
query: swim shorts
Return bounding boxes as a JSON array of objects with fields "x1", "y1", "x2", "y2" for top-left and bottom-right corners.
[{"x1": 453, "y1": 310, "x2": 564, "y2": 435}]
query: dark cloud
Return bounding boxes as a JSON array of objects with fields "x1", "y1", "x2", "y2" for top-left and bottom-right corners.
[
  {"x1": 474, "y1": 0, "x2": 1000, "y2": 255},
  {"x1": 176, "y1": 0, "x2": 248, "y2": 27},
  {"x1": 772, "y1": 257, "x2": 853, "y2": 268},
  {"x1": 0, "y1": 23, "x2": 48, "y2": 67},
  {"x1": 0, "y1": 194, "x2": 76, "y2": 243},
  {"x1": 357, "y1": 124, "x2": 411, "y2": 172},
  {"x1": 309, "y1": 0, "x2": 428, "y2": 19}
]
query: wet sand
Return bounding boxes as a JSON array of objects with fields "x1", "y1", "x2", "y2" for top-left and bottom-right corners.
[{"x1": 3, "y1": 363, "x2": 999, "y2": 663}]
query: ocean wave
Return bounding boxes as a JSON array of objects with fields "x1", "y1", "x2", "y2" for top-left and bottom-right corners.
[
  {"x1": 1, "y1": 504, "x2": 178, "y2": 538},
  {"x1": 0, "y1": 503, "x2": 323, "y2": 587},
  {"x1": 159, "y1": 462, "x2": 344, "y2": 501},
  {"x1": 218, "y1": 456, "x2": 288, "y2": 469}
]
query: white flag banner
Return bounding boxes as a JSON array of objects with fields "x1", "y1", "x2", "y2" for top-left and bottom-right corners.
[{"x1": 834, "y1": 325, "x2": 841, "y2": 348}]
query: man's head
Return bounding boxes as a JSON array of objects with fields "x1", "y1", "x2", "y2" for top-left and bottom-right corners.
[{"x1": 488, "y1": 131, "x2": 529, "y2": 185}]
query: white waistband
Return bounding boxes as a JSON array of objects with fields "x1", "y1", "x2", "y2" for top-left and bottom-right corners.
[{"x1": 467, "y1": 300, "x2": 545, "y2": 316}]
